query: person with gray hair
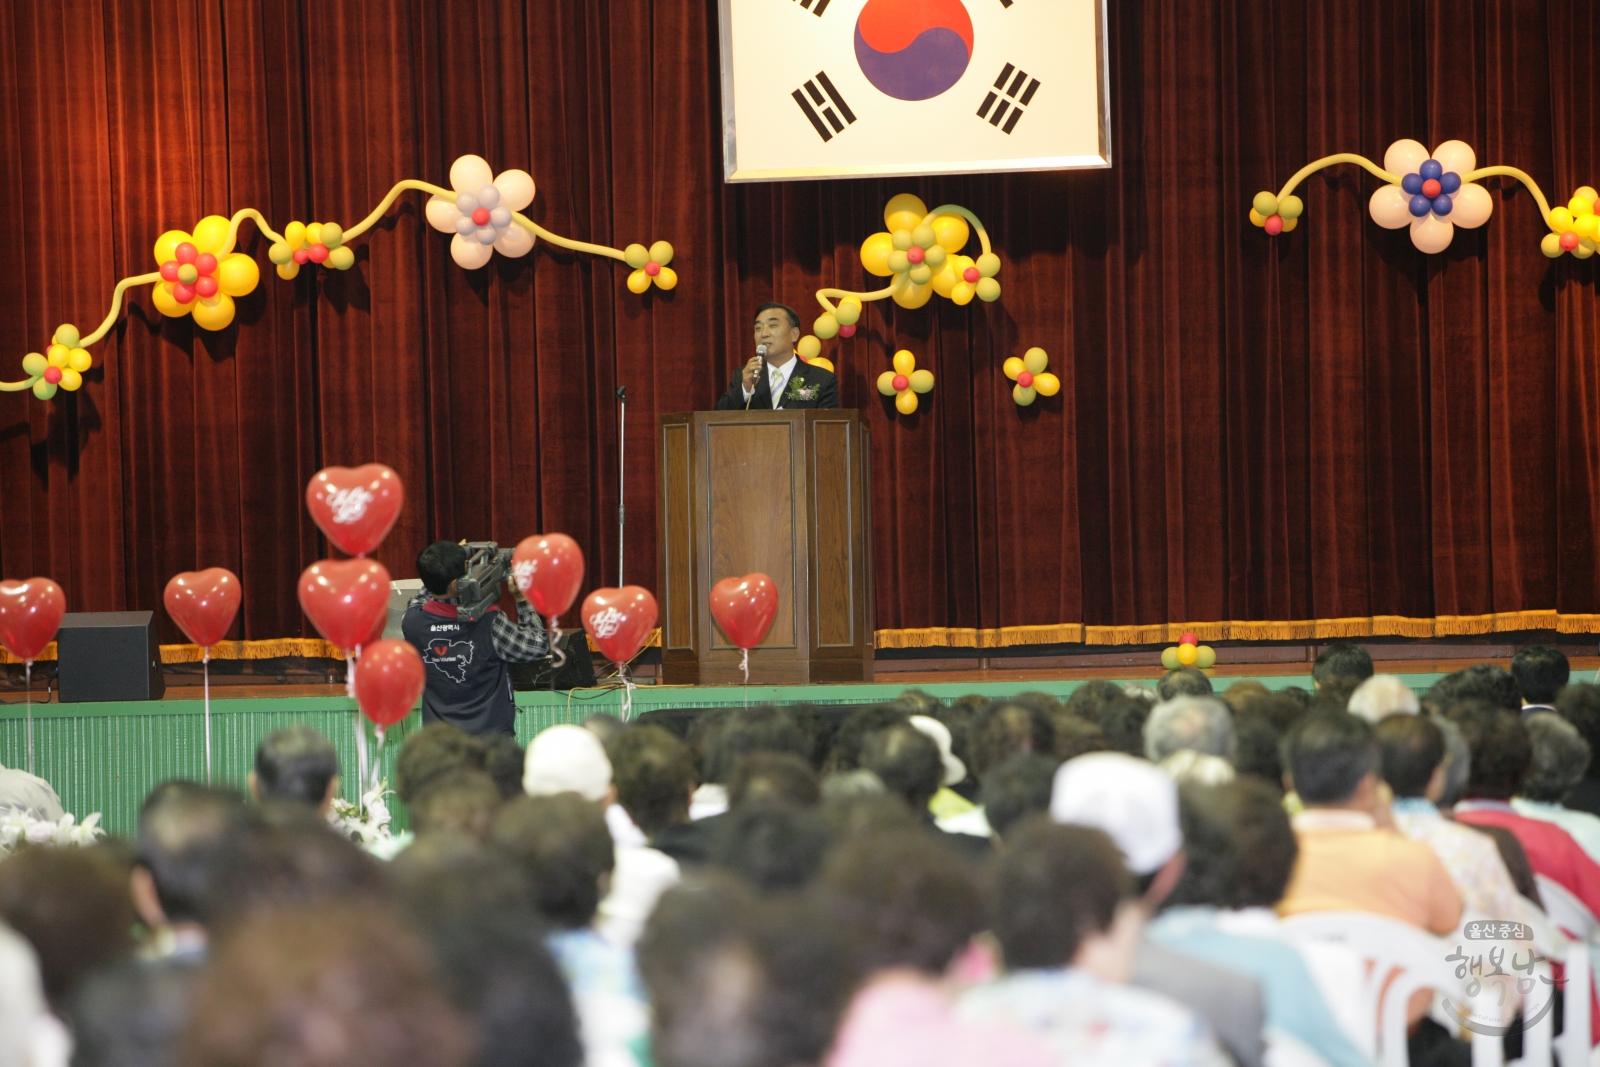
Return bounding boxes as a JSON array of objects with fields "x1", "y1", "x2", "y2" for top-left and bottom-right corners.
[
  {"x1": 1346, "y1": 675, "x2": 1420, "y2": 723},
  {"x1": 1512, "y1": 712, "x2": 1600, "y2": 865},
  {"x1": 1145, "y1": 697, "x2": 1236, "y2": 763}
]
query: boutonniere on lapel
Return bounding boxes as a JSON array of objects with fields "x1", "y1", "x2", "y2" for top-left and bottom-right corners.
[{"x1": 785, "y1": 376, "x2": 819, "y2": 403}]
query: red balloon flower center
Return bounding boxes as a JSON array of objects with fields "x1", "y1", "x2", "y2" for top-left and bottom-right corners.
[
  {"x1": 892, "y1": 374, "x2": 909, "y2": 391},
  {"x1": 962, "y1": 266, "x2": 980, "y2": 283},
  {"x1": 472, "y1": 207, "x2": 491, "y2": 226},
  {"x1": 907, "y1": 246, "x2": 925, "y2": 264},
  {"x1": 1421, "y1": 178, "x2": 1442, "y2": 199},
  {"x1": 645, "y1": 261, "x2": 661, "y2": 276},
  {"x1": 1017, "y1": 371, "x2": 1033, "y2": 388}
]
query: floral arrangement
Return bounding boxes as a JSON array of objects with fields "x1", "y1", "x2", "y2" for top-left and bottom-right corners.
[
  {"x1": 326, "y1": 779, "x2": 393, "y2": 847},
  {"x1": 0, "y1": 809, "x2": 105, "y2": 854},
  {"x1": 3, "y1": 154, "x2": 675, "y2": 403}
]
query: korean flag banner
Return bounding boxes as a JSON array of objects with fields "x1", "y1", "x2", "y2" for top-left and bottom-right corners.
[{"x1": 717, "y1": 0, "x2": 1111, "y2": 182}]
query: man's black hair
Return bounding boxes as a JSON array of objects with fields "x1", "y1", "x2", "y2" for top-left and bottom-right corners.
[
  {"x1": 1512, "y1": 646, "x2": 1571, "y2": 706},
  {"x1": 989, "y1": 822, "x2": 1133, "y2": 970},
  {"x1": 1094, "y1": 697, "x2": 1151, "y2": 757},
  {"x1": 1450, "y1": 701, "x2": 1532, "y2": 801},
  {"x1": 1050, "y1": 715, "x2": 1108, "y2": 763},
  {"x1": 1558, "y1": 683, "x2": 1600, "y2": 780},
  {"x1": 710, "y1": 800, "x2": 835, "y2": 892},
  {"x1": 1281, "y1": 711, "x2": 1380, "y2": 804},
  {"x1": 818, "y1": 830, "x2": 983, "y2": 975},
  {"x1": 1312, "y1": 644, "x2": 1374, "y2": 687},
  {"x1": 490, "y1": 794, "x2": 614, "y2": 930},
  {"x1": 638, "y1": 879, "x2": 855, "y2": 1067},
  {"x1": 860, "y1": 723, "x2": 943, "y2": 812},
  {"x1": 388, "y1": 835, "x2": 537, "y2": 924},
  {"x1": 609, "y1": 724, "x2": 698, "y2": 836},
  {"x1": 1168, "y1": 780, "x2": 1298, "y2": 910},
  {"x1": 980, "y1": 753, "x2": 1059, "y2": 839},
  {"x1": 1232, "y1": 710, "x2": 1284, "y2": 789},
  {"x1": 970, "y1": 700, "x2": 1055, "y2": 779},
  {"x1": 410, "y1": 769, "x2": 503, "y2": 840},
  {"x1": 70, "y1": 958, "x2": 199, "y2": 1067},
  {"x1": 480, "y1": 734, "x2": 527, "y2": 799},
  {"x1": 395, "y1": 723, "x2": 486, "y2": 803},
  {"x1": 253, "y1": 726, "x2": 339, "y2": 807},
  {"x1": 708, "y1": 706, "x2": 813, "y2": 782},
  {"x1": 753, "y1": 302, "x2": 801, "y2": 330},
  {"x1": 135, "y1": 781, "x2": 249, "y2": 925},
  {"x1": 827, "y1": 705, "x2": 911, "y2": 773},
  {"x1": 1158, "y1": 667, "x2": 1214, "y2": 701},
  {"x1": 728, "y1": 752, "x2": 821, "y2": 808},
  {"x1": 1063, "y1": 680, "x2": 1127, "y2": 721},
  {"x1": 203, "y1": 805, "x2": 388, "y2": 927},
  {"x1": 416, "y1": 540, "x2": 469, "y2": 596},
  {"x1": 1523, "y1": 712, "x2": 1591, "y2": 803},
  {"x1": 1375, "y1": 713, "x2": 1445, "y2": 799},
  {"x1": 1429, "y1": 664, "x2": 1521, "y2": 715}
]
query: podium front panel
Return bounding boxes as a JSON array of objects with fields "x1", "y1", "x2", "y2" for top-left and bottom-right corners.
[{"x1": 658, "y1": 410, "x2": 873, "y2": 685}]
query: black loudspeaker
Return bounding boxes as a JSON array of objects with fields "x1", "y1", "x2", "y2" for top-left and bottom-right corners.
[
  {"x1": 510, "y1": 631, "x2": 597, "y2": 691},
  {"x1": 56, "y1": 611, "x2": 165, "y2": 702}
]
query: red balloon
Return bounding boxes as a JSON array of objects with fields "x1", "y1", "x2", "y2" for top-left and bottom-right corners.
[
  {"x1": 0, "y1": 578, "x2": 65, "y2": 661},
  {"x1": 512, "y1": 534, "x2": 585, "y2": 620},
  {"x1": 360, "y1": 596, "x2": 390, "y2": 648},
  {"x1": 353, "y1": 639, "x2": 424, "y2": 727},
  {"x1": 1179, "y1": 631, "x2": 1198, "y2": 647},
  {"x1": 298, "y1": 559, "x2": 391, "y2": 651},
  {"x1": 1263, "y1": 214, "x2": 1284, "y2": 235},
  {"x1": 581, "y1": 586, "x2": 659, "y2": 664},
  {"x1": 163, "y1": 568, "x2": 241, "y2": 647},
  {"x1": 305, "y1": 464, "x2": 404, "y2": 556},
  {"x1": 709, "y1": 574, "x2": 779, "y2": 651}
]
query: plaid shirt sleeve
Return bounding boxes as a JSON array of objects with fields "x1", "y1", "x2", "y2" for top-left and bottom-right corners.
[{"x1": 492, "y1": 595, "x2": 549, "y2": 662}]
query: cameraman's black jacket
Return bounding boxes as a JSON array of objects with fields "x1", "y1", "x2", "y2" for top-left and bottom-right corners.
[{"x1": 402, "y1": 594, "x2": 544, "y2": 736}]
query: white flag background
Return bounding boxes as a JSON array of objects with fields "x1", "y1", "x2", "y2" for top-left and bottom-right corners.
[{"x1": 718, "y1": 0, "x2": 1111, "y2": 182}]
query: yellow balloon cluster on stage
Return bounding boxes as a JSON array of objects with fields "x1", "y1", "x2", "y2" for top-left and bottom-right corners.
[
  {"x1": 1003, "y1": 347, "x2": 1060, "y2": 406},
  {"x1": 268, "y1": 220, "x2": 356, "y2": 278},
  {"x1": 150, "y1": 217, "x2": 262, "y2": 331},
  {"x1": 1542, "y1": 188, "x2": 1600, "y2": 259},
  {"x1": 3, "y1": 155, "x2": 679, "y2": 402},
  {"x1": 876, "y1": 349, "x2": 934, "y2": 415}
]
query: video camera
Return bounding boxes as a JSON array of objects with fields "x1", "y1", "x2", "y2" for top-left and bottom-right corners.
[{"x1": 457, "y1": 541, "x2": 514, "y2": 622}]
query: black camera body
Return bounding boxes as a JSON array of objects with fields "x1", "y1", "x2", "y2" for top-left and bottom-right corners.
[{"x1": 457, "y1": 541, "x2": 513, "y2": 622}]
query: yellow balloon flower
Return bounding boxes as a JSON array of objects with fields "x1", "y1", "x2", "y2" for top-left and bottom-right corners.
[
  {"x1": 1004, "y1": 347, "x2": 1060, "y2": 406},
  {"x1": 151, "y1": 216, "x2": 260, "y2": 330},
  {"x1": 880, "y1": 350, "x2": 932, "y2": 416}
]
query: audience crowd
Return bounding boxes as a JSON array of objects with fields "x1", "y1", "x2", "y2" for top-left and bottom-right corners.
[{"x1": 2, "y1": 642, "x2": 1600, "y2": 1067}]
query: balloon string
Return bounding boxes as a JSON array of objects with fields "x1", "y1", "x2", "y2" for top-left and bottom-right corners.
[
  {"x1": 348, "y1": 652, "x2": 370, "y2": 794},
  {"x1": 203, "y1": 647, "x2": 213, "y2": 784},
  {"x1": 24, "y1": 660, "x2": 32, "y2": 776},
  {"x1": 619, "y1": 663, "x2": 635, "y2": 720},
  {"x1": 741, "y1": 648, "x2": 749, "y2": 709},
  {"x1": 548, "y1": 619, "x2": 566, "y2": 671},
  {"x1": 371, "y1": 726, "x2": 386, "y2": 798}
]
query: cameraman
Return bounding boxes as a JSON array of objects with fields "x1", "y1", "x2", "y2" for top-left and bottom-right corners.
[{"x1": 402, "y1": 541, "x2": 549, "y2": 737}]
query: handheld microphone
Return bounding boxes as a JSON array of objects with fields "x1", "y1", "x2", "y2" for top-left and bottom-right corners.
[{"x1": 745, "y1": 345, "x2": 770, "y2": 410}]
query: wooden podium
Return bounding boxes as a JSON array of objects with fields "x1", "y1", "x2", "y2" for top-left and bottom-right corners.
[{"x1": 657, "y1": 409, "x2": 874, "y2": 684}]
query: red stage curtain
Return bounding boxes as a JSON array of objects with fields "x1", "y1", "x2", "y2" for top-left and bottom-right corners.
[{"x1": 2, "y1": 0, "x2": 1599, "y2": 648}]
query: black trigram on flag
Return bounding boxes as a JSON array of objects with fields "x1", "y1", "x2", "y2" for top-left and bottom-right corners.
[
  {"x1": 792, "y1": 0, "x2": 833, "y2": 14},
  {"x1": 976, "y1": 63, "x2": 1041, "y2": 134},
  {"x1": 793, "y1": 73, "x2": 856, "y2": 142}
]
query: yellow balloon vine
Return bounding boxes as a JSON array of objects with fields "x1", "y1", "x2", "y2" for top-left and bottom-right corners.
[
  {"x1": 796, "y1": 193, "x2": 1004, "y2": 370},
  {"x1": 1247, "y1": 139, "x2": 1571, "y2": 258},
  {"x1": 2, "y1": 154, "x2": 675, "y2": 402}
]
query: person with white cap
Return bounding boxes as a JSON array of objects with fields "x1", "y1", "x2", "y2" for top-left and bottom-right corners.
[
  {"x1": 522, "y1": 725, "x2": 679, "y2": 949},
  {"x1": 1051, "y1": 752, "x2": 1268, "y2": 1067},
  {"x1": 909, "y1": 715, "x2": 981, "y2": 825}
]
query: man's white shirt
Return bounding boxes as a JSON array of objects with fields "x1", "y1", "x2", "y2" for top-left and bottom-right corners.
[{"x1": 741, "y1": 356, "x2": 798, "y2": 408}]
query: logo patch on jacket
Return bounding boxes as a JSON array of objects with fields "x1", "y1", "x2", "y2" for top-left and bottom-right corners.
[{"x1": 425, "y1": 640, "x2": 476, "y2": 683}]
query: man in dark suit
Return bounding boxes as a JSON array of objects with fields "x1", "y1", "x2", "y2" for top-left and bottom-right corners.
[{"x1": 714, "y1": 303, "x2": 839, "y2": 410}]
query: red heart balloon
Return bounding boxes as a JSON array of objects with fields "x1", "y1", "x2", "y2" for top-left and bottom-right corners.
[
  {"x1": 709, "y1": 573, "x2": 779, "y2": 650},
  {"x1": 305, "y1": 464, "x2": 404, "y2": 556},
  {"x1": 0, "y1": 578, "x2": 65, "y2": 661},
  {"x1": 353, "y1": 639, "x2": 424, "y2": 727},
  {"x1": 581, "y1": 586, "x2": 658, "y2": 664},
  {"x1": 297, "y1": 559, "x2": 391, "y2": 651},
  {"x1": 163, "y1": 568, "x2": 241, "y2": 647},
  {"x1": 512, "y1": 534, "x2": 585, "y2": 620}
]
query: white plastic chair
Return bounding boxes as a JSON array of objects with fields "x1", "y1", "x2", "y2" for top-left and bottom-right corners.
[
  {"x1": 1536, "y1": 877, "x2": 1600, "y2": 942},
  {"x1": 1523, "y1": 883, "x2": 1597, "y2": 1067},
  {"x1": 1283, "y1": 911, "x2": 1516, "y2": 1067}
]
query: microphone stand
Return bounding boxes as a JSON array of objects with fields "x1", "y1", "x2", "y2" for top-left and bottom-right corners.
[{"x1": 616, "y1": 386, "x2": 626, "y2": 586}]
